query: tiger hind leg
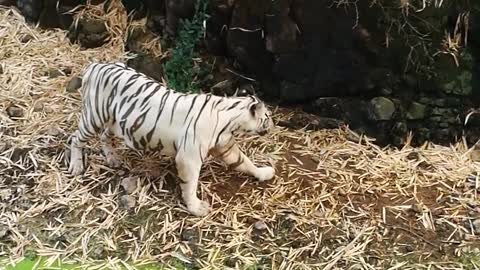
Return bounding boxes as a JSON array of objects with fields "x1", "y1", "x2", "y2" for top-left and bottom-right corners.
[
  {"x1": 216, "y1": 141, "x2": 275, "y2": 181},
  {"x1": 100, "y1": 127, "x2": 122, "y2": 168}
]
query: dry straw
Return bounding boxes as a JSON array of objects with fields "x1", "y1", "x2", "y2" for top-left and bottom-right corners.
[{"x1": 0, "y1": 2, "x2": 479, "y2": 270}]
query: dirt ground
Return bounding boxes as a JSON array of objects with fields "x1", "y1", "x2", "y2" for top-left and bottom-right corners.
[{"x1": 0, "y1": 4, "x2": 480, "y2": 270}]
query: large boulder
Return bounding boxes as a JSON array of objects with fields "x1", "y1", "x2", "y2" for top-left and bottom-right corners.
[
  {"x1": 164, "y1": 0, "x2": 195, "y2": 36},
  {"x1": 68, "y1": 18, "x2": 109, "y2": 48},
  {"x1": 226, "y1": 0, "x2": 273, "y2": 78},
  {"x1": 16, "y1": 0, "x2": 106, "y2": 29},
  {"x1": 0, "y1": 0, "x2": 16, "y2": 6},
  {"x1": 204, "y1": 0, "x2": 234, "y2": 56}
]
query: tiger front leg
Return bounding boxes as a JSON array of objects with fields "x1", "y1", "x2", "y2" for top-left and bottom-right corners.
[
  {"x1": 216, "y1": 142, "x2": 275, "y2": 182},
  {"x1": 175, "y1": 154, "x2": 210, "y2": 217}
]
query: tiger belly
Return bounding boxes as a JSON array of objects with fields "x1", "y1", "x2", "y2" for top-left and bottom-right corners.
[{"x1": 108, "y1": 119, "x2": 177, "y2": 157}]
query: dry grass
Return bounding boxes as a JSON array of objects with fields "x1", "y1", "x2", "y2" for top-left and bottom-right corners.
[{"x1": 0, "y1": 3, "x2": 480, "y2": 270}]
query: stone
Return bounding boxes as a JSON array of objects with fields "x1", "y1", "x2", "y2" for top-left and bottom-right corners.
[
  {"x1": 36, "y1": 0, "x2": 63, "y2": 29},
  {"x1": 438, "y1": 122, "x2": 449, "y2": 128},
  {"x1": 45, "y1": 127, "x2": 62, "y2": 137},
  {"x1": 392, "y1": 121, "x2": 408, "y2": 134},
  {"x1": 146, "y1": 14, "x2": 166, "y2": 34},
  {"x1": 126, "y1": 54, "x2": 164, "y2": 82},
  {"x1": 253, "y1": 220, "x2": 268, "y2": 230},
  {"x1": 32, "y1": 101, "x2": 44, "y2": 112},
  {"x1": 265, "y1": 14, "x2": 297, "y2": 53},
  {"x1": 430, "y1": 107, "x2": 454, "y2": 116},
  {"x1": 227, "y1": 0, "x2": 272, "y2": 78},
  {"x1": 0, "y1": 226, "x2": 8, "y2": 239},
  {"x1": 418, "y1": 97, "x2": 445, "y2": 107},
  {"x1": 180, "y1": 228, "x2": 197, "y2": 242},
  {"x1": 368, "y1": 97, "x2": 395, "y2": 121},
  {"x1": 6, "y1": 105, "x2": 23, "y2": 118},
  {"x1": 431, "y1": 128, "x2": 450, "y2": 143},
  {"x1": 121, "y1": 177, "x2": 138, "y2": 194},
  {"x1": 211, "y1": 80, "x2": 234, "y2": 96},
  {"x1": 473, "y1": 219, "x2": 480, "y2": 234},
  {"x1": 17, "y1": 0, "x2": 42, "y2": 23},
  {"x1": 277, "y1": 113, "x2": 344, "y2": 130},
  {"x1": 66, "y1": 76, "x2": 82, "y2": 93},
  {"x1": 68, "y1": 19, "x2": 109, "y2": 49},
  {"x1": 125, "y1": 27, "x2": 159, "y2": 54},
  {"x1": 465, "y1": 112, "x2": 480, "y2": 127},
  {"x1": 406, "y1": 102, "x2": 427, "y2": 120},
  {"x1": 20, "y1": 34, "x2": 34, "y2": 43},
  {"x1": 54, "y1": 4, "x2": 75, "y2": 29},
  {"x1": 122, "y1": 0, "x2": 148, "y2": 20},
  {"x1": 165, "y1": 0, "x2": 195, "y2": 36},
  {"x1": 119, "y1": 195, "x2": 136, "y2": 209},
  {"x1": 437, "y1": 60, "x2": 472, "y2": 96},
  {"x1": 402, "y1": 74, "x2": 417, "y2": 88},
  {"x1": 0, "y1": 0, "x2": 16, "y2": 6},
  {"x1": 82, "y1": 19, "x2": 107, "y2": 34},
  {"x1": 47, "y1": 68, "x2": 64, "y2": 78},
  {"x1": 203, "y1": 0, "x2": 233, "y2": 55},
  {"x1": 380, "y1": 88, "x2": 393, "y2": 96},
  {"x1": 470, "y1": 150, "x2": 480, "y2": 162}
]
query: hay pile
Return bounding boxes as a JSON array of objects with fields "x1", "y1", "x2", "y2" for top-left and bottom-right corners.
[{"x1": 0, "y1": 3, "x2": 479, "y2": 270}]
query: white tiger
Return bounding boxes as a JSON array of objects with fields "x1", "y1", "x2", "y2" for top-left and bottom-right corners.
[{"x1": 67, "y1": 62, "x2": 275, "y2": 216}]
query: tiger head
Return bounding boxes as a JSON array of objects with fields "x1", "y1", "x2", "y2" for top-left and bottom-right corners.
[{"x1": 238, "y1": 98, "x2": 274, "y2": 136}]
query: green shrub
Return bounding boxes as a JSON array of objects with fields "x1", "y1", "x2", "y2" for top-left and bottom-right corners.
[{"x1": 163, "y1": 0, "x2": 209, "y2": 93}]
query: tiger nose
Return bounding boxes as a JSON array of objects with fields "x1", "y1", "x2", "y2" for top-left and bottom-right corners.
[{"x1": 258, "y1": 130, "x2": 267, "y2": 136}]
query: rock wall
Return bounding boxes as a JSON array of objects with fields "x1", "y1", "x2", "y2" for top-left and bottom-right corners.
[{"x1": 5, "y1": 0, "x2": 480, "y2": 146}]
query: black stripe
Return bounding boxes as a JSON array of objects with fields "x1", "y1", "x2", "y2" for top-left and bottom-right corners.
[
  {"x1": 119, "y1": 100, "x2": 138, "y2": 137},
  {"x1": 101, "y1": 66, "x2": 118, "y2": 89},
  {"x1": 182, "y1": 117, "x2": 195, "y2": 151},
  {"x1": 140, "y1": 84, "x2": 161, "y2": 108},
  {"x1": 105, "y1": 71, "x2": 125, "y2": 109},
  {"x1": 129, "y1": 108, "x2": 151, "y2": 137},
  {"x1": 228, "y1": 155, "x2": 244, "y2": 170},
  {"x1": 199, "y1": 144, "x2": 203, "y2": 163},
  {"x1": 120, "y1": 74, "x2": 141, "y2": 95},
  {"x1": 183, "y1": 95, "x2": 199, "y2": 124},
  {"x1": 170, "y1": 94, "x2": 186, "y2": 125},
  {"x1": 139, "y1": 136, "x2": 147, "y2": 149},
  {"x1": 146, "y1": 90, "x2": 171, "y2": 142},
  {"x1": 226, "y1": 101, "x2": 241, "y2": 110},
  {"x1": 219, "y1": 143, "x2": 235, "y2": 158},
  {"x1": 129, "y1": 81, "x2": 155, "y2": 103},
  {"x1": 192, "y1": 95, "x2": 212, "y2": 144},
  {"x1": 118, "y1": 95, "x2": 129, "y2": 111},
  {"x1": 92, "y1": 74, "x2": 106, "y2": 125},
  {"x1": 111, "y1": 103, "x2": 118, "y2": 124},
  {"x1": 213, "y1": 99, "x2": 223, "y2": 110},
  {"x1": 214, "y1": 114, "x2": 241, "y2": 146},
  {"x1": 208, "y1": 111, "x2": 221, "y2": 148}
]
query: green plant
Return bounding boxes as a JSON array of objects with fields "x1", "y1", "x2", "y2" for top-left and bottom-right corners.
[{"x1": 163, "y1": 0, "x2": 209, "y2": 93}]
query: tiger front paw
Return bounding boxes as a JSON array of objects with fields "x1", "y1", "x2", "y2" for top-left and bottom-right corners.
[
  {"x1": 105, "y1": 153, "x2": 122, "y2": 168},
  {"x1": 68, "y1": 158, "x2": 84, "y2": 176},
  {"x1": 186, "y1": 198, "x2": 210, "y2": 217},
  {"x1": 255, "y1": 166, "x2": 275, "y2": 182}
]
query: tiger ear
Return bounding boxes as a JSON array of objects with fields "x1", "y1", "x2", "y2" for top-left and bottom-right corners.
[
  {"x1": 232, "y1": 88, "x2": 239, "y2": 97},
  {"x1": 249, "y1": 102, "x2": 263, "y2": 117}
]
